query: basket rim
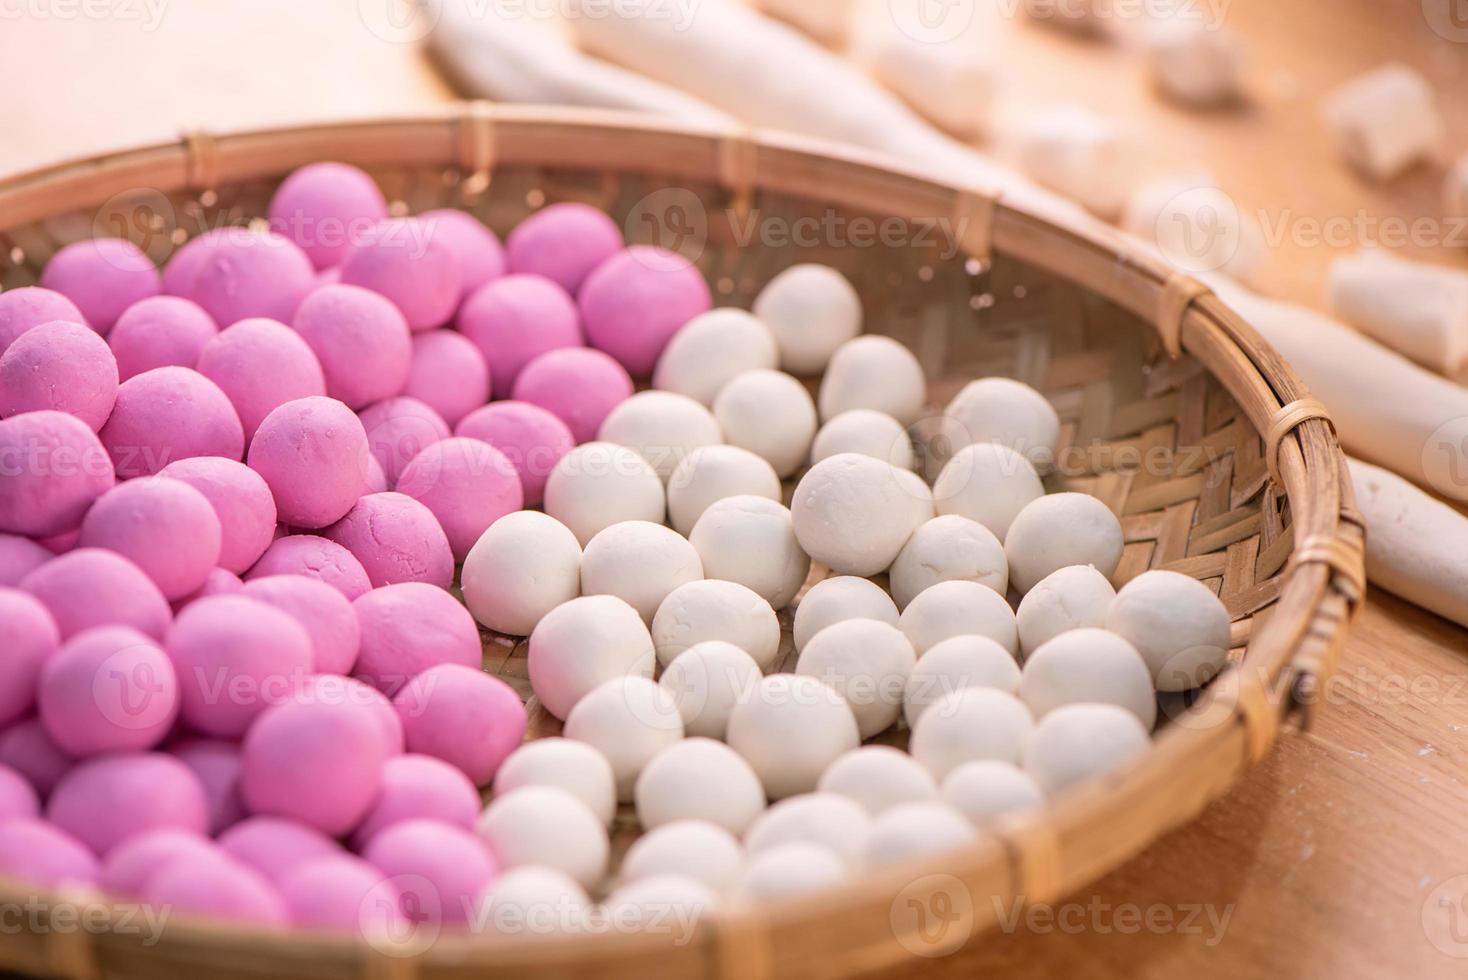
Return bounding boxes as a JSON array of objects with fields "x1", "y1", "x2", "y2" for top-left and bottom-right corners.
[{"x1": 0, "y1": 104, "x2": 1365, "y2": 978}]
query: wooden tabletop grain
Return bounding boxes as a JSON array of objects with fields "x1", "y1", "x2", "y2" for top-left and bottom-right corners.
[{"x1": 2, "y1": 1, "x2": 1466, "y2": 978}]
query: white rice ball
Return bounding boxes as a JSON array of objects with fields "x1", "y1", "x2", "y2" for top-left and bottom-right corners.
[
  {"x1": 461, "y1": 510, "x2": 582, "y2": 636},
  {"x1": 651, "y1": 579, "x2": 781, "y2": 671},
  {"x1": 475, "y1": 866, "x2": 591, "y2": 937},
  {"x1": 544, "y1": 441, "x2": 666, "y2": 546},
  {"x1": 902, "y1": 634, "x2": 1021, "y2": 727},
  {"x1": 635, "y1": 737, "x2": 767, "y2": 835},
  {"x1": 811, "y1": 409, "x2": 913, "y2": 469},
  {"x1": 863, "y1": 801, "x2": 975, "y2": 869},
  {"x1": 527, "y1": 594, "x2": 655, "y2": 720},
  {"x1": 620, "y1": 819, "x2": 744, "y2": 892},
  {"x1": 597, "y1": 390, "x2": 723, "y2": 482},
  {"x1": 1105, "y1": 569, "x2": 1231, "y2": 692},
  {"x1": 658, "y1": 640, "x2": 762, "y2": 739},
  {"x1": 795, "y1": 618, "x2": 916, "y2": 738},
  {"x1": 899, "y1": 580, "x2": 1018, "y2": 656},
  {"x1": 743, "y1": 791, "x2": 871, "y2": 865},
  {"x1": 493, "y1": 737, "x2": 618, "y2": 826},
  {"x1": 817, "y1": 746, "x2": 937, "y2": 815},
  {"x1": 726, "y1": 675, "x2": 860, "y2": 800},
  {"x1": 734, "y1": 842, "x2": 847, "y2": 902},
  {"x1": 601, "y1": 874, "x2": 719, "y2": 930},
  {"x1": 689, "y1": 495, "x2": 810, "y2": 609},
  {"x1": 1023, "y1": 702, "x2": 1150, "y2": 794},
  {"x1": 563, "y1": 676, "x2": 685, "y2": 800},
  {"x1": 666, "y1": 444, "x2": 782, "y2": 537},
  {"x1": 1019, "y1": 628, "x2": 1157, "y2": 729},
  {"x1": 1004, "y1": 493, "x2": 1124, "y2": 594},
  {"x1": 653, "y1": 308, "x2": 780, "y2": 405},
  {"x1": 932, "y1": 442, "x2": 1044, "y2": 540},
  {"x1": 888, "y1": 514, "x2": 1007, "y2": 609},
  {"x1": 792, "y1": 453, "x2": 933, "y2": 577},
  {"x1": 942, "y1": 760, "x2": 1046, "y2": 827},
  {"x1": 909, "y1": 686, "x2": 1033, "y2": 780},
  {"x1": 817, "y1": 335, "x2": 927, "y2": 425},
  {"x1": 944, "y1": 377, "x2": 1061, "y2": 471},
  {"x1": 753, "y1": 264, "x2": 862, "y2": 375},
  {"x1": 792, "y1": 575, "x2": 900, "y2": 652},
  {"x1": 580, "y1": 520, "x2": 704, "y2": 624},
  {"x1": 1014, "y1": 564, "x2": 1116, "y2": 656},
  {"x1": 475, "y1": 786, "x2": 610, "y2": 888},
  {"x1": 713, "y1": 369, "x2": 818, "y2": 478}
]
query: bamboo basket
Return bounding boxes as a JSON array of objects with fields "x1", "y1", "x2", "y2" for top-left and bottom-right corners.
[{"x1": 0, "y1": 104, "x2": 1365, "y2": 980}]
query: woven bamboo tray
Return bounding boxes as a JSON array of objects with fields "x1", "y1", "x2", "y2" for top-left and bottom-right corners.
[{"x1": 0, "y1": 104, "x2": 1364, "y2": 980}]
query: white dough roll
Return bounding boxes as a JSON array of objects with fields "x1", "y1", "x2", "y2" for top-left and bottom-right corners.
[{"x1": 1326, "y1": 250, "x2": 1468, "y2": 374}]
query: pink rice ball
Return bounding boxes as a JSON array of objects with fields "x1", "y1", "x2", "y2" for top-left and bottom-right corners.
[
  {"x1": 241, "y1": 574, "x2": 361, "y2": 676},
  {"x1": 248, "y1": 396, "x2": 370, "y2": 529},
  {"x1": 284, "y1": 674, "x2": 404, "y2": 756},
  {"x1": 218, "y1": 816, "x2": 341, "y2": 884},
  {"x1": 393, "y1": 664, "x2": 526, "y2": 786},
  {"x1": 101, "y1": 827, "x2": 220, "y2": 897},
  {"x1": 0, "y1": 588, "x2": 59, "y2": 727},
  {"x1": 351, "y1": 754, "x2": 479, "y2": 850},
  {"x1": 453, "y1": 401, "x2": 573, "y2": 507},
  {"x1": 0, "y1": 286, "x2": 87, "y2": 355},
  {"x1": 38, "y1": 626, "x2": 179, "y2": 757},
  {"x1": 340, "y1": 218, "x2": 461, "y2": 331},
  {"x1": 245, "y1": 534, "x2": 371, "y2": 600},
  {"x1": 167, "y1": 737, "x2": 246, "y2": 834},
  {"x1": 185, "y1": 230, "x2": 316, "y2": 328},
  {"x1": 506, "y1": 202, "x2": 623, "y2": 296},
  {"x1": 0, "y1": 410, "x2": 115, "y2": 536},
  {"x1": 0, "y1": 718, "x2": 74, "y2": 798},
  {"x1": 292, "y1": 284, "x2": 412, "y2": 410},
  {"x1": 22, "y1": 548, "x2": 171, "y2": 641},
  {"x1": 197, "y1": 318, "x2": 326, "y2": 440},
  {"x1": 279, "y1": 855, "x2": 405, "y2": 934},
  {"x1": 79, "y1": 477, "x2": 222, "y2": 600},
  {"x1": 108, "y1": 296, "x2": 219, "y2": 381},
  {"x1": 351, "y1": 582, "x2": 481, "y2": 696},
  {"x1": 268, "y1": 162, "x2": 389, "y2": 270},
  {"x1": 158, "y1": 456, "x2": 278, "y2": 574},
  {"x1": 362, "y1": 818, "x2": 498, "y2": 926},
  {"x1": 422, "y1": 208, "x2": 505, "y2": 296},
  {"x1": 357, "y1": 396, "x2": 451, "y2": 487},
  {"x1": 579, "y1": 246, "x2": 712, "y2": 377},
  {"x1": 0, "y1": 763, "x2": 39, "y2": 822},
  {"x1": 143, "y1": 851, "x2": 288, "y2": 927},
  {"x1": 173, "y1": 567, "x2": 245, "y2": 611},
  {"x1": 511, "y1": 347, "x2": 633, "y2": 444},
  {"x1": 165, "y1": 595, "x2": 313, "y2": 737},
  {"x1": 100, "y1": 366, "x2": 245, "y2": 478},
  {"x1": 365, "y1": 455, "x2": 390, "y2": 493},
  {"x1": 457, "y1": 274, "x2": 583, "y2": 398},
  {"x1": 159, "y1": 227, "x2": 228, "y2": 297},
  {"x1": 0, "y1": 321, "x2": 119, "y2": 431},
  {"x1": 241, "y1": 697, "x2": 391, "y2": 836},
  {"x1": 402, "y1": 330, "x2": 490, "y2": 427},
  {"x1": 325, "y1": 492, "x2": 454, "y2": 590},
  {"x1": 40, "y1": 238, "x2": 161, "y2": 334},
  {"x1": 0, "y1": 533, "x2": 52, "y2": 586},
  {"x1": 0, "y1": 818, "x2": 98, "y2": 888},
  {"x1": 395, "y1": 437, "x2": 522, "y2": 561},
  {"x1": 47, "y1": 751, "x2": 208, "y2": 855}
]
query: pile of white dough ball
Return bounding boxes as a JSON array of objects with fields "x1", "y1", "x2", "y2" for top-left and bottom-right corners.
[{"x1": 460, "y1": 262, "x2": 1236, "y2": 931}]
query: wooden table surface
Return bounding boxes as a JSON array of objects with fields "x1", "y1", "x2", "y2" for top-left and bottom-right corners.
[{"x1": 2, "y1": 2, "x2": 1467, "y2": 978}]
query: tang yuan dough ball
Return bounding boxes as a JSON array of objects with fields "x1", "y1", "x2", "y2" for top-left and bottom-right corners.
[
  {"x1": 863, "y1": 801, "x2": 974, "y2": 869},
  {"x1": 506, "y1": 202, "x2": 623, "y2": 295},
  {"x1": 909, "y1": 687, "x2": 1033, "y2": 780},
  {"x1": 325, "y1": 492, "x2": 454, "y2": 589},
  {"x1": 689, "y1": 496, "x2": 809, "y2": 610},
  {"x1": 544, "y1": 442, "x2": 665, "y2": 546},
  {"x1": 658, "y1": 641, "x2": 761, "y2": 740},
  {"x1": 0, "y1": 589, "x2": 58, "y2": 727},
  {"x1": 175, "y1": 567, "x2": 243, "y2": 607},
  {"x1": 622, "y1": 819, "x2": 743, "y2": 891},
  {"x1": 22, "y1": 549, "x2": 170, "y2": 641},
  {"x1": 653, "y1": 309, "x2": 779, "y2": 406},
  {"x1": 0, "y1": 412, "x2": 114, "y2": 536},
  {"x1": 0, "y1": 820, "x2": 98, "y2": 889},
  {"x1": 811, "y1": 409, "x2": 913, "y2": 469},
  {"x1": 514, "y1": 347, "x2": 635, "y2": 445},
  {"x1": 156, "y1": 458, "x2": 274, "y2": 575},
  {"x1": 1015, "y1": 564, "x2": 1115, "y2": 656},
  {"x1": 796, "y1": 619, "x2": 916, "y2": 738},
  {"x1": 1004, "y1": 493, "x2": 1124, "y2": 594},
  {"x1": 635, "y1": 737, "x2": 766, "y2": 834},
  {"x1": 599, "y1": 391, "x2": 722, "y2": 482},
  {"x1": 462, "y1": 511, "x2": 580, "y2": 636},
  {"x1": 218, "y1": 817, "x2": 340, "y2": 884},
  {"x1": 753, "y1": 264, "x2": 861, "y2": 375},
  {"x1": 579, "y1": 246, "x2": 713, "y2": 377},
  {"x1": 340, "y1": 218, "x2": 462, "y2": 331},
  {"x1": 352, "y1": 755, "x2": 480, "y2": 849},
  {"x1": 943, "y1": 760, "x2": 1045, "y2": 828},
  {"x1": 899, "y1": 580, "x2": 1018, "y2": 657},
  {"x1": 0, "y1": 719, "x2": 74, "y2": 799},
  {"x1": 818, "y1": 746, "x2": 937, "y2": 816},
  {"x1": 187, "y1": 230, "x2": 316, "y2": 327},
  {"x1": 279, "y1": 855, "x2": 405, "y2": 933},
  {"x1": 0, "y1": 321, "x2": 118, "y2": 431},
  {"x1": 890, "y1": 515, "x2": 1007, "y2": 609},
  {"x1": 291, "y1": 284, "x2": 412, "y2": 410},
  {"x1": 357, "y1": 396, "x2": 451, "y2": 486},
  {"x1": 419, "y1": 208, "x2": 505, "y2": 296},
  {"x1": 475, "y1": 866, "x2": 591, "y2": 937},
  {"x1": 713, "y1": 370, "x2": 818, "y2": 477},
  {"x1": 363, "y1": 819, "x2": 499, "y2": 926},
  {"x1": 101, "y1": 367, "x2": 244, "y2": 478},
  {"x1": 744, "y1": 792, "x2": 870, "y2": 865},
  {"x1": 246, "y1": 396, "x2": 368, "y2": 529},
  {"x1": 456, "y1": 401, "x2": 574, "y2": 507},
  {"x1": 40, "y1": 238, "x2": 160, "y2": 334},
  {"x1": 353, "y1": 582, "x2": 481, "y2": 694},
  {"x1": 932, "y1": 442, "x2": 1043, "y2": 541},
  {"x1": 80, "y1": 478, "x2": 221, "y2": 600},
  {"x1": 268, "y1": 162, "x2": 389, "y2": 270},
  {"x1": 476, "y1": 786, "x2": 609, "y2": 888},
  {"x1": 493, "y1": 738, "x2": 617, "y2": 826},
  {"x1": 727, "y1": 675, "x2": 859, "y2": 800},
  {"x1": 792, "y1": 575, "x2": 899, "y2": 652},
  {"x1": 564, "y1": 676, "x2": 684, "y2": 801},
  {"x1": 818, "y1": 335, "x2": 927, "y2": 425},
  {"x1": 735, "y1": 841, "x2": 846, "y2": 902},
  {"x1": 168, "y1": 738, "x2": 246, "y2": 834},
  {"x1": 903, "y1": 635, "x2": 1020, "y2": 727},
  {"x1": 945, "y1": 378, "x2": 1061, "y2": 472},
  {"x1": 108, "y1": 296, "x2": 218, "y2": 381},
  {"x1": 1024, "y1": 702, "x2": 1149, "y2": 794},
  {"x1": 0, "y1": 286, "x2": 86, "y2": 355},
  {"x1": 792, "y1": 453, "x2": 932, "y2": 577},
  {"x1": 666, "y1": 445, "x2": 781, "y2": 537},
  {"x1": 403, "y1": 330, "x2": 490, "y2": 427},
  {"x1": 603, "y1": 874, "x2": 720, "y2": 929},
  {"x1": 101, "y1": 828, "x2": 220, "y2": 897},
  {"x1": 0, "y1": 534, "x2": 53, "y2": 587},
  {"x1": 287, "y1": 674, "x2": 405, "y2": 757},
  {"x1": 39, "y1": 626, "x2": 178, "y2": 756},
  {"x1": 241, "y1": 575, "x2": 360, "y2": 675},
  {"x1": 48, "y1": 752, "x2": 208, "y2": 855},
  {"x1": 197, "y1": 318, "x2": 326, "y2": 439},
  {"x1": 651, "y1": 579, "x2": 780, "y2": 671},
  {"x1": 1106, "y1": 569, "x2": 1232, "y2": 692},
  {"x1": 528, "y1": 595, "x2": 655, "y2": 720},
  {"x1": 459, "y1": 274, "x2": 583, "y2": 399},
  {"x1": 246, "y1": 535, "x2": 371, "y2": 600},
  {"x1": 1020, "y1": 628, "x2": 1157, "y2": 729},
  {"x1": 582, "y1": 521, "x2": 703, "y2": 624},
  {"x1": 394, "y1": 665, "x2": 527, "y2": 786},
  {"x1": 396, "y1": 438, "x2": 522, "y2": 561}
]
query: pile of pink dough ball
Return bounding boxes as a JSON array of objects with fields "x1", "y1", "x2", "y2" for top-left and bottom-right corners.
[{"x1": 0, "y1": 162, "x2": 713, "y2": 930}]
